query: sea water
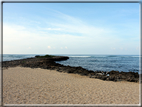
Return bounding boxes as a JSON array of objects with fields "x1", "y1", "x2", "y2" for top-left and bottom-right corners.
[
  {"x1": 56, "y1": 54, "x2": 140, "y2": 73},
  {"x1": 2, "y1": 54, "x2": 140, "y2": 73},
  {"x1": 2, "y1": 54, "x2": 37, "y2": 61}
]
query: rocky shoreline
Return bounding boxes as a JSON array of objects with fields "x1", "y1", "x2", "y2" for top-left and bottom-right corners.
[{"x1": 2, "y1": 55, "x2": 140, "y2": 83}]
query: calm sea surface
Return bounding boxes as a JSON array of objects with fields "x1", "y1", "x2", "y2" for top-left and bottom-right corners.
[{"x1": 2, "y1": 54, "x2": 140, "y2": 73}]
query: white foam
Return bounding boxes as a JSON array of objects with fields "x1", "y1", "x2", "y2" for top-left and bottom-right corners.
[
  {"x1": 94, "y1": 56, "x2": 106, "y2": 57},
  {"x1": 69, "y1": 56, "x2": 91, "y2": 57}
]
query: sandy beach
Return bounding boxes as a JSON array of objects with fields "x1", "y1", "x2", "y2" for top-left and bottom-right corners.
[{"x1": 3, "y1": 66, "x2": 140, "y2": 104}]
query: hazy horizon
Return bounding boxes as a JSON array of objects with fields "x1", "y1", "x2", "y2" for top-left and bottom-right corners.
[{"x1": 2, "y1": 54, "x2": 140, "y2": 56}]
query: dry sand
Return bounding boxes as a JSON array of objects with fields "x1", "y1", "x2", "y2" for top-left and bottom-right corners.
[{"x1": 3, "y1": 67, "x2": 140, "y2": 104}]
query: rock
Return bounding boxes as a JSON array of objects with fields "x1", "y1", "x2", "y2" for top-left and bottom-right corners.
[
  {"x1": 89, "y1": 74, "x2": 92, "y2": 78},
  {"x1": 108, "y1": 76, "x2": 115, "y2": 81},
  {"x1": 100, "y1": 76, "x2": 107, "y2": 80},
  {"x1": 96, "y1": 73, "x2": 103, "y2": 76},
  {"x1": 35, "y1": 55, "x2": 40, "y2": 58},
  {"x1": 66, "y1": 70, "x2": 74, "y2": 73},
  {"x1": 106, "y1": 77, "x2": 110, "y2": 81}
]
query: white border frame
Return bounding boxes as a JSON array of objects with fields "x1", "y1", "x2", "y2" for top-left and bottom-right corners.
[{"x1": 1, "y1": 0, "x2": 141, "y2": 107}]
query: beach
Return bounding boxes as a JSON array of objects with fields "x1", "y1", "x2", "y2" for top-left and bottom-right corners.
[{"x1": 3, "y1": 66, "x2": 139, "y2": 104}]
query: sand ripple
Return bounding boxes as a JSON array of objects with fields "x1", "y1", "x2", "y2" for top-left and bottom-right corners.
[{"x1": 3, "y1": 67, "x2": 140, "y2": 104}]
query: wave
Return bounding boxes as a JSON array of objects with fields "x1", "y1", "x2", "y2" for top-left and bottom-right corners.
[
  {"x1": 131, "y1": 56, "x2": 140, "y2": 57},
  {"x1": 69, "y1": 56, "x2": 91, "y2": 57},
  {"x1": 92, "y1": 56, "x2": 106, "y2": 57},
  {"x1": 107, "y1": 55, "x2": 140, "y2": 58},
  {"x1": 107, "y1": 55, "x2": 118, "y2": 57},
  {"x1": 69, "y1": 55, "x2": 140, "y2": 58}
]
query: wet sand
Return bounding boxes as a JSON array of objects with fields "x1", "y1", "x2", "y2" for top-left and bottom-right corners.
[{"x1": 3, "y1": 67, "x2": 140, "y2": 104}]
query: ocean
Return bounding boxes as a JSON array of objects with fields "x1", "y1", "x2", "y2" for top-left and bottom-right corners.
[{"x1": 2, "y1": 54, "x2": 140, "y2": 73}]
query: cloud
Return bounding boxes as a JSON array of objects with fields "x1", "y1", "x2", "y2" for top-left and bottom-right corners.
[
  {"x1": 47, "y1": 46, "x2": 51, "y2": 49},
  {"x1": 48, "y1": 23, "x2": 108, "y2": 37},
  {"x1": 3, "y1": 23, "x2": 134, "y2": 54},
  {"x1": 43, "y1": 11, "x2": 112, "y2": 37},
  {"x1": 28, "y1": 47, "x2": 31, "y2": 49},
  {"x1": 46, "y1": 28, "x2": 62, "y2": 31},
  {"x1": 3, "y1": 24, "x2": 54, "y2": 54},
  {"x1": 3, "y1": 8, "x2": 139, "y2": 54},
  {"x1": 119, "y1": 47, "x2": 123, "y2": 50},
  {"x1": 111, "y1": 47, "x2": 116, "y2": 50}
]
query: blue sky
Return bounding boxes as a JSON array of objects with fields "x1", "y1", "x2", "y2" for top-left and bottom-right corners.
[{"x1": 3, "y1": 3, "x2": 140, "y2": 55}]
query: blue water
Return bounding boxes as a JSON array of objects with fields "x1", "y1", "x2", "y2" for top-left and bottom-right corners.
[
  {"x1": 2, "y1": 54, "x2": 140, "y2": 73},
  {"x1": 56, "y1": 54, "x2": 140, "y2": 73},
  {"x1": 2, "y1": 54, "x2": 37, "y2": 61}
]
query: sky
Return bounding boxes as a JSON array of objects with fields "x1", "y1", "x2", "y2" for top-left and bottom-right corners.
[{"x1": 3, "y1": 3, "x2": 140, "y2": 55}]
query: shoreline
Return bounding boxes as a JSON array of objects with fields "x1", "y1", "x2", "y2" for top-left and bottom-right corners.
[
  {"x1": 2, "y1": 56, "x2": 140, "y2": 83},
  {"x1": 3, "y1": 66, "x2": 139, "y2": 104}
]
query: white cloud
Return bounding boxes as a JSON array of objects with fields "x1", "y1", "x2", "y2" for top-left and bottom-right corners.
[
  {"x1": 111, "y1": 47, "x2": 116, "y2": 50},
  {"x1": 44, "y1": 12, "x2": 112, "y2": 38},
  {"x1": 3, "y1": 24, "x2": 52, "y2": 54},
  {"x1": 2, "y1": 23, "x2": 127, "y2": 54},
  {"x1": 3, "y1": 9, "x2": 139, "y2": 54},
  {"x1": 119, "y1": 47, "x2": 123, "y2": 50},
  {"x1": 46, "y1": 28, "x2": 62, "y2": 31},
  {"x1": 28, "y1": 47, "x2": 31, "y2": 49},
  {"x1": 47, "y1": 46, "x2": 51, "y2": 49}
]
